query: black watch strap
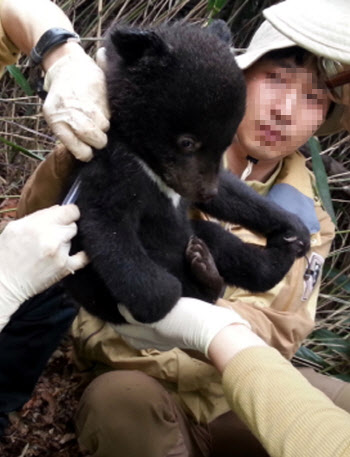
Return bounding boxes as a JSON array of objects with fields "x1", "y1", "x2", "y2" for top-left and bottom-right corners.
[{"x1": 30, "y1": 27, "x2": 80, "y2": 65}]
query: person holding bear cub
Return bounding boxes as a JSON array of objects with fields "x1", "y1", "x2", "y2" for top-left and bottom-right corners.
[
  {"x1": 73, "y1": 26, "x2": 349, "y2": 457},
  {"x1": 13, "y1": 1, "x2": 350, "y2": 457},
  {"x1": 107, "y1": 2, "x2": 350, "y2": 456}
]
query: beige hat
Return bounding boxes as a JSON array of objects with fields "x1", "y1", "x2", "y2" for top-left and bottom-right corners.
[
  {"x1": 263, "y1": 0, "x2": 350, "y2": 65},
  {"x1": 235, "y1": 20, "x2": 295, "y2": 71},
  {"x1": 235, "y1": 19, "x2": 346, "y2": 136}
]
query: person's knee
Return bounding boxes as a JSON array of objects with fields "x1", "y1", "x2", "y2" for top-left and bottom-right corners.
[
  {"x1": 76, "y1": 370, "x2": 182, "y2": 457},
  {"x1": 77, "y1": 370, "x2": 174, "y2": 422}
]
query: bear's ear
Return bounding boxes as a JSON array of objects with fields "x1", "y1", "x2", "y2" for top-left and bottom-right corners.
[
  {"x1": 206, "y1": 19, "x2": 232, "y2": 45},
  {"x1": 109, "y1": 28, "x2": 169, "y2": 65}
]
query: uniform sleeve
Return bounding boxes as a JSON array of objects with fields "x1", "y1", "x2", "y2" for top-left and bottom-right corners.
[
  {"x1": 16, "y1": 145, "x2": 78, "y2": 218},
  {"x1": 222, "y1": 346, "x2": 350, "y2": 457},
  {"x1": 0, "y1": 0, "x2": 20, "y2": 76},
  {"x1": 218, "y1": 204, "x2": 335, "y2": 360}
]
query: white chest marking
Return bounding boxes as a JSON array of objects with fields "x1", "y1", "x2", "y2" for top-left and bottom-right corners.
[{"x1": 138, "y1": 159, "x2": 181, "y2": 208}]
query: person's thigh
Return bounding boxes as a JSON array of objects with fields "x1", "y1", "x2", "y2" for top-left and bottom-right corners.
[{"x1": 75, "y1": 370, "x2": 211, "y2": 457}]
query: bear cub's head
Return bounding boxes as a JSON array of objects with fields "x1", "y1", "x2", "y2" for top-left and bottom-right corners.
[{"x1": 104, "y1": 20, "x2": 246, "y2": 202}]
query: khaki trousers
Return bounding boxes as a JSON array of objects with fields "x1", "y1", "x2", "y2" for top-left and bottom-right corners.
[{"x1": 75, "y1": 368, "x2": 350, "y2": 457}]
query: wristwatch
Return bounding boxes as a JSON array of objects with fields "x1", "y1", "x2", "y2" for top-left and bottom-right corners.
[{"x1": 30, "y1": 27, "x2": 80, "y2": 66}]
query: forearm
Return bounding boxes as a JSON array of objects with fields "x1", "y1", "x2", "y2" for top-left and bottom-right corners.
[
  {"x1": 0, "y1": 0, "x2": 84, "y2": 70},
  {"x1": 2, "y1": 0, "x2": 109, "y2": 160},
  {"x1": 208, "y1": 324, "x2": 266, "y2": 372},
  {"x1": 221, "y1": 346, "x2": 350, "y2": 457}
]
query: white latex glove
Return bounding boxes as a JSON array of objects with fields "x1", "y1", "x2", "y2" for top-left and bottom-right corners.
[
  {"x1": 0, "y1": 204, "x2": 88, "y2": 331},
  {"x1": 43, "y1": 51, "x2": 110, "y2": 162},
  {"x1": 112, "y1": 297, "x2": 251, "y2": 357}
]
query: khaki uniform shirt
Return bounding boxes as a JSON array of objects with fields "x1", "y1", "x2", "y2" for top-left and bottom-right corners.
[
  {"x1": 0, "y1": 0, "x2": 20, "y2": 77},
  {"x1": 17, "y1": 146, "x2": 335, "y2": 423}
]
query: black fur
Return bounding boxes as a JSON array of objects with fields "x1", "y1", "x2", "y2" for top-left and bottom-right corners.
[{"x1": 64, "y1": 21, "x2": 310, "y2": 324}]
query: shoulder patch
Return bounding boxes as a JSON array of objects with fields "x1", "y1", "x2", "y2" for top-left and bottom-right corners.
[
  {"x1": 267, "y1": 183, "x2": 320, "y2": 234},
  {"x1": 302, "y1": 252, "x2": 325, "y2": 301}
]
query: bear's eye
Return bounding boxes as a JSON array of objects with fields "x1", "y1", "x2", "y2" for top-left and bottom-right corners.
[{"x1": 177, "y1": 135, "x2": 200, "y2": 153}]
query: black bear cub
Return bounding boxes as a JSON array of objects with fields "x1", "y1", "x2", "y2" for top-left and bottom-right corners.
[{"x1": 64, "y1": 21, "x2": 310, "y2": 324}]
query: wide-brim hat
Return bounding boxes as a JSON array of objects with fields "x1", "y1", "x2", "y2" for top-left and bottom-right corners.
[
  {"x1": 263, "y1": 0, "x2": 350, "y2": 65},
  {"x1": 235, "y1": 20, "x2": 295, "y2": 71},
  {"x1": 235, "y1": 19, "x2": 346, "y2": 136}
]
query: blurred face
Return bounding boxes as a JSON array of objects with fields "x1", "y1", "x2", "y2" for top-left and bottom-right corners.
[{"x1": 236, "y1": 58, "x2": 330, "y2": 162}]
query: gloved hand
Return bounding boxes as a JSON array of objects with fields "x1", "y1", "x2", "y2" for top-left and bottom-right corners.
[
  {"x1": 0, "y1": 204, "x2": 88, "y2": 331},
  {"x1": 43, "y1": 50, "x2": 110, "y2": 162},
  {"x1": 112, "y1": 297, "x2": 251, "y2": 357}
]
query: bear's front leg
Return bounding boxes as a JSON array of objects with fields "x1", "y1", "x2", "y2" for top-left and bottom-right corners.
[
  {"x1": 196, "y1": 170, "x2": 310, "y2": 257},
  {"x1": 192, "y1": 219, "x2": 305, "y2": 293}
]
